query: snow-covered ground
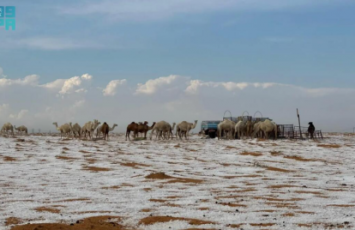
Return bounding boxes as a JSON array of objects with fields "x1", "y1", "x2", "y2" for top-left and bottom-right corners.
[{"x1": 1, "y1": 133, "x2": 355, "y2": 230}]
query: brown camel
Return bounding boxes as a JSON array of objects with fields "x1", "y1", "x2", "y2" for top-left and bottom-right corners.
[
  {"x1": 136, "y1": 121, "x2": 156, "y2": 139},
  {"x1": 126, "y1": 122, "x2": 138, "y2": 141},
  {"x1": 100, "y1": 122, "x2": 110, "y2": 140}
]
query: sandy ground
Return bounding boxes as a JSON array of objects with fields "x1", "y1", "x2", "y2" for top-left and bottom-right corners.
[{"x1": 1, "y1": 133, "x2": 355, "y2": 230}]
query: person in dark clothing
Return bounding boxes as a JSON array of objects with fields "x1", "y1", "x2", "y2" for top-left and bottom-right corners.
[{"x1": 308, "y1": 122, "x2": 315, "y2": 139}]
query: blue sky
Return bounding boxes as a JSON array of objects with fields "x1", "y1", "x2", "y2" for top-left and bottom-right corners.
[
  {"x1": 1, "y1": 0, "x2": 355, "y2": 131},
  {"x1": 1, "y1": 0, "x2": 355, "y2": 86}
]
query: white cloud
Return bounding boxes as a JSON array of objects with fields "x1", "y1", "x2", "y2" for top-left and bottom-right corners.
[
  {"x1": 186, "y1": 80, "x2": 280, "y2": 94},
  {"x1": 0, "y1": 74, "x2": 39, "y2": 87},
  {"x1": 221, "y1": 82, "x2": 249, "y2": 91},
  {"x1": 9, "y1": 109, "x2": 29, "y2": 120},
  {"x1": 1, "y1": 70, "x2": 355, "y2": 132},
  {"x1": 103, "y1": 79, "x2": 127, "y2": 96},
  {"x1": 136, "y1": 75, "x2": 181, "y2": 95},
  {"x1": 81, "y1": 74, "x2": 92, "y2": 80},
  {"x1": 59, "y1": 76, "x2": 82, "y2": 94},
  {"x1": 42, "y1": 74, "x2": 92, "y2": 95}
]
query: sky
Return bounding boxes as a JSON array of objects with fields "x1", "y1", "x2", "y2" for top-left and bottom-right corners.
[{"x1": 1, "y1": 0, "x2": 355, "y2": 132}]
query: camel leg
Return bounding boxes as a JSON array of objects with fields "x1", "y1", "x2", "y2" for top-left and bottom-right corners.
[{"x1": 149, "y1": 129, "x2": 154, "y2": 140}]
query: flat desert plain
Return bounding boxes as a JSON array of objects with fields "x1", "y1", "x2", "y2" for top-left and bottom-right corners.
[{"x1": 1, "y1": 133, "x2": 355, "y2": 230}]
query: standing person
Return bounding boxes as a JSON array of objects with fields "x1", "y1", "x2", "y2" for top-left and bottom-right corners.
[{"x1": 308, "y1": 122, "x2": 315, "y2": 139}]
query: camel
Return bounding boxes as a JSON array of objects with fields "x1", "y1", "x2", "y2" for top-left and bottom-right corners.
[
  {"x1": 158, "y1": 122, "x2": 175, "y2": 140},
  {"x1": 99, "y1": 122, "x2": 110, "y2": 140},
  {"x1": 235, "y1": 120, "x2": 247, "y2": 139},
  {"x1": 1, "y1": 122, "x2": 14, "y2": 136},
  {"x1": 257, "y1": 119, "x2": 277, "y2": 139},
  {"x1": 126, "y1": 122, "x2": 138, "y2": 141},
  {"x1": 15, "y1": 125, "x2": 28, "y2": 135},
  {"x1": 218, "y1": 119, "x2": 235, "y2": 140},
  {"x1": 53, "y1": 122, "x2": 72, "y2": 139},
  {"x1": 176, "y1": 120, "x2": 198, "y2": 140},
  {"x1": 150, "y1": 121, "x2": 175, "y2": 140},
  {"x1": 96, "y1": 123, "x2": 117, "y2": 139},
  {"x1": 246, "y1": 120, "x2": 254, "y2": 138},
  {"x1": 308, "y1": 122, "x2": 315, "y2": 139},
  {"x1": 81, "y1": 119, "x2": 100, "y2": 140},
  {"x1": 163, "y1": 122, "x2": 176, "y2": 140},
  {"x1": 70, "y1": 123, "x2": 82, "y2": 138},
  {"x1": 252, "y1": 121, "x2": 263, "y2": 138},
  {"x1": 135, "y1": 122, "x2": 156, "y2": 139}
]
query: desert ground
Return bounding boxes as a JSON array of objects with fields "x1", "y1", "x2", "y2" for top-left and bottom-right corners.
[{"x1": 1, "y1": 133, "x2": 355, "y2": 230}]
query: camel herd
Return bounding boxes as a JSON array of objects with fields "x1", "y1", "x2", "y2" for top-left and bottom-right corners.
[
  {"x1": 0, "y1": 118, "x2": 277, "y2": 140},
  {"x1": 0, "y1": 122, "x2": 28, "y2": 135},
  {"x1": 51, "y1": 120, "x2": 117, "y2": 140},
  {"x1": 216, "y1": 118, "x2": 278, "y2": 140},
  {"x1": 0, "y1": 120, "x2": 199, "y2": 141},
  {"x1": 126, "y1": 120, "x2": 198, "y2": 141}
]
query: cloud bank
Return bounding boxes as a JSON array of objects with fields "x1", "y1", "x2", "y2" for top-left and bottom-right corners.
[{"x1": 1, "y1": 68, "x2": 354, "y2": 133}]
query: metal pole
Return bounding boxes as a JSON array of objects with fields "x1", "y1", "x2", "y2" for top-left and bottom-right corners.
[{"x1": 297, "y1": 108, "x2": 303, "y2": 139}]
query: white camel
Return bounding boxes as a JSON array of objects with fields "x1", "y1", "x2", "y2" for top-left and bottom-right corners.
[
  {"x1": 257, "y1": 119, "x2": 277, "y2": 139},
  {"x1": 1, "y1": 122, "x2": 14, "y2": 136},
  {"x1": 96, "y1": 123, "x2": 117, "y2": 138},
  {"x1": 176, "y1": 120, "x2": 198, "y2": 140},
  {"x1": 253, "y1": 121, "x2": 263, "y2": 138},
  {"x1": 53, "y1": 122, "x2": 72, "y2": 139},
  {"x1": 15, "y1": 125, "x2": 28, "y2": 135},
  {"x1": 70, "y1": 123, "x2": 82, "y2": 138},
  {"x1": 150, "y1": 121, "x2": 175, "y2": 140},
  {"x1": 218, "y1": 119, "x2": 236, "y2": 140},
  {"x1": 81, "y1": 119, "x2": 101, "y2": 140},
  {"x1": 235, "y1": 120, "x2": 247, "y2": 139}
]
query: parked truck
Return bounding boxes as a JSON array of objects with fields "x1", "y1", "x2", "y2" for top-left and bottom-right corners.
[{"x1": 200, "y1": 120, "x2": 221, "y2": 138}]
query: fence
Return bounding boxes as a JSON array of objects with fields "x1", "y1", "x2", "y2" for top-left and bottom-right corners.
[
  {"x1": 277, "y1": 124, "x2": 295, "y2": 138},
  {"x1": 276, "y1": 125, "x2": 323, "y2": 139},
  {"x1": 294, "y1": 126, "x2": 323, "y2": 139}
]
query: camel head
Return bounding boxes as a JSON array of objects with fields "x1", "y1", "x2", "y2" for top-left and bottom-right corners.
[
  {"x1": 112, "y1": 124, "x2": 118, "y2": 128},
  {"x1": 53, "y1": 122, "x2": 58, "y2": 127},
  {"x1": 192, "y1": 120, "x2": 198, "y2": 129},
  {"x1": 148, "y1": 122, "x2": 156, "y2": 130}
]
